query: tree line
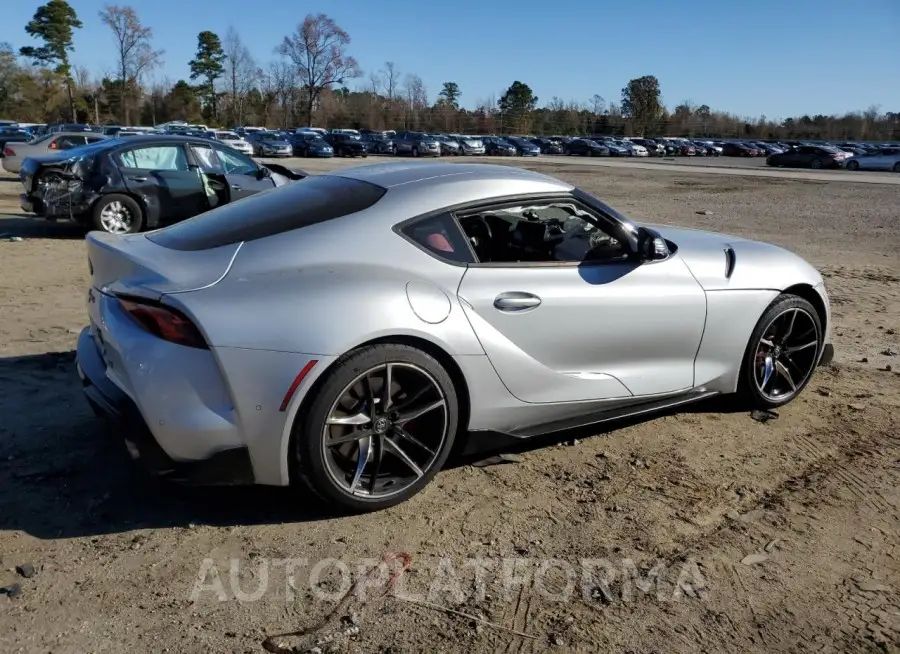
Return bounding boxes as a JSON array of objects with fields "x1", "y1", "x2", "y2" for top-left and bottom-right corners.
[{"x1": 2, "y1": 0, "x2": 897, "y2": 142}]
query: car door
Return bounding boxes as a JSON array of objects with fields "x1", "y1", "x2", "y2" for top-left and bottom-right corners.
[
  {"x1": 456, "y1": 196, "x2": 707, "y2": 404},
  {"x1": 210, "y1": 144, "x2": 276, "y2": 200},
  {"x1": 118, "y1": 143, "x2": 206, "y2": 222},
  {"x1": 871, "y1": 148, "x2": 898, "y2": 171}
]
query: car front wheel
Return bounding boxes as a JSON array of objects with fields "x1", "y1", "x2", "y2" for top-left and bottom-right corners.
[
  {"x1": 738, "y1": 294, "x2": 823, "y2": 410},
  {"x1": 295, "y1": 343, "x2": 459, "y2": 512}
]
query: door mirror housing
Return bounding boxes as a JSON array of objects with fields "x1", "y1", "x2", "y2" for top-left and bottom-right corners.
[
  {"x1": 636, "y1": 226, "x2": 670, "y2": 261},
  {"x1": 256, "y1": 165, "x2": 271, "y2": 180}
]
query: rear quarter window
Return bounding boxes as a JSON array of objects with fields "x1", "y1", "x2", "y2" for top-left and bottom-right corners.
[{"x1": 147, "y1": 175, "x2": 386, "y2": 251}]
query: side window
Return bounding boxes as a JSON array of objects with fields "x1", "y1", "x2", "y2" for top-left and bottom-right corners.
[
  {"x1": 190, "y1": 144, "x2": 223, "y2": 173},
  {"x1": 119, "y1": 145, "x2": 189, "y2": 171},
  {"x1": 456, "y1": 201, "x2": 630, "y2": 265},
  {"x1": 400, "y1": 213, "x2": 474, "y2": 264},
  {"x1": 86, "y1": 136, "x2": 104, "y2": 144},
  {"x1": 213, "y1": 146, "x2": 257, "y2": 175},
  {"x1": 56, "y1": 135, "x2": 85, "y2": 150}
]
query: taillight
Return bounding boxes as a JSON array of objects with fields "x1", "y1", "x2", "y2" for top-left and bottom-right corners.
[
  {"x1": 2, "y1": 147, "x2": 13, "y2": 157},
  {"x1": 118, "y1": 297, "x2": 208, "y2": 349}
]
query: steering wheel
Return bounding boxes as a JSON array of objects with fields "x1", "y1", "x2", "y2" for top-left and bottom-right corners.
[{"x1": 459, "y1": 215, "x2": 493, "y2": 257}]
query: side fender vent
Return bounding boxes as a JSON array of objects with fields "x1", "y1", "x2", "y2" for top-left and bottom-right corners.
[{"x1": 724, "y1": 245, "x2": 736, "y2": 279}]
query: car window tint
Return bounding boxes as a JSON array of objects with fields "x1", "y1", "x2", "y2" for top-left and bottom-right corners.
[
  {"x1": 147, "y1": 175, "x2": 387, "y2": 251},
  {"x1": 56, "y1": 135, "x2": 85, "y2": 149},
  {"x1": 214, "y1": 146, "x2": 256, "y2": 175},
  {"x1": 120, "y1": 145, "x2": 189, "y2": 171},
  {"x1": 458, "y1": 200, "x2": 629, "y2": 265},
  {"x1": 400, "y1": 213, "x2": 474, "y2": 264}
]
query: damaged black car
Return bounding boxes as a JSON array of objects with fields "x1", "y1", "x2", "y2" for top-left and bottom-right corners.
[{"x1": 19, "y1": 135, "x2": 308, "y2": 234}]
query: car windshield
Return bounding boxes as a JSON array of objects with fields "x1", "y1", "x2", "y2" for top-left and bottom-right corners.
[
  {"x1": 217, "y1": 132, "x2": 239, "y2": 139},
  {"x1": 259, "y1": 133, "x2": 282, "y2": 141}
]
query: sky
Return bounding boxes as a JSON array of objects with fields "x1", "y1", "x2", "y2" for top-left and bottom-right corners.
[{"x1": 2, "y1": 0, "x2": 898, "y2": 120}]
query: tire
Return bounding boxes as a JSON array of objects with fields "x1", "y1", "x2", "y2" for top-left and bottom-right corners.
[
  {"x1": 893, "y1": 162, "x2": 900, "y2": 173},
  {"x1": 412, "y1": 147, "x2": 419, "y2": 157},
  {"x1": 391, "y1": 145, "x2": 398, "y2": 156},
  {"x1": 295, "y1": 343, "x2": 459, "y2": 512},
  {"x1": 91, "y1": 194, "x2": 144, "y2": 234},
  {"x1": 846, "y1": 160, "x2": 859, "y2": 171},
  {"x1": 810, "y1": 158, "x2": 823, "y2": 169},
  {"x1": 737, "y1": 293, "x2": 823, "y2": 410}
]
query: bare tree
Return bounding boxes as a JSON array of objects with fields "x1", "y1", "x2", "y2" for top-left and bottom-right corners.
[
  {"x1": 269, "y1": 60, "x2": 295, "y2": 128},
  {"x1": 99, "y1": 5, "x2": 163, "y2": 124},
  {"x1": 222, "y1": 26, "x2": 258, "y2": 126},
  {"x1": 381, "y1": 61, "x2": 399, "y2": 99},
  {"x1": 277, "y1": 13, "x2": 360, "y2": 126},
  {"x1": 402, "y1": 73, "x2": 427, "y2": 129},
  {"x1": 367, "y1": 70, "x2": 382, "y2": 96}
]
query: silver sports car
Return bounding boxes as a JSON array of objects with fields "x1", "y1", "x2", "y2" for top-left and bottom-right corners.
[{"x1": 76, "y1": 162, "x2": 834, "y2": 511}]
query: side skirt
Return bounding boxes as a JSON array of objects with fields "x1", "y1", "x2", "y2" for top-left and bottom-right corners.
[{"x1": 462, "y1": 389, "x2": 720, "y2": 455}]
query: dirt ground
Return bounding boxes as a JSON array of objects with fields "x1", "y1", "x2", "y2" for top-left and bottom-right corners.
[{"x1": 0, "y1": 158, "x2": 898, "y2": 654}]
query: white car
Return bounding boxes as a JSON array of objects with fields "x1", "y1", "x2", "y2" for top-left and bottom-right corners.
[
  {"x1": 208, "y1": 130, "x2": 254, "y2": 156},
  {"x1": 629, "y1": 143, "x2": 649, "y2": 157}
]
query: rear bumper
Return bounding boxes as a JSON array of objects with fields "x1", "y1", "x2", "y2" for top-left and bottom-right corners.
[{"x1": 75, "y1": 327, "x2": 254, "y2": 485}]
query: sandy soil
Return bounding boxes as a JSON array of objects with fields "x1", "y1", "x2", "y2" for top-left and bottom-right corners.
[{"x1": 0, "y1": 159, "x2": 898, "y2": 654}]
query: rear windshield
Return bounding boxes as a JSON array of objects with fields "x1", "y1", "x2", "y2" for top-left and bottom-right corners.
[{"x1": 147, "y1": 175, "x2": 387, "y2": 251}]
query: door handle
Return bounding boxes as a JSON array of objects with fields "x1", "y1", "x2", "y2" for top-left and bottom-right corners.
[
  {"x1": 128, "y1": 176, "x2": 147, "y2": 182},
  {"x1": 230, "y1": 184, "x2": 242, "y2": 190},
  {"x1": 493, "y1": 292, "x2": 542, "y2": 312}
]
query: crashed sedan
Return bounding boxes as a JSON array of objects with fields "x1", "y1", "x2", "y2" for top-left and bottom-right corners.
[
  {"x1": 75, "y1": 162, "x2": 834, "y2": 513},
  {"x1": 19, "y1": 135, "x2": 307, "y2": 234}
]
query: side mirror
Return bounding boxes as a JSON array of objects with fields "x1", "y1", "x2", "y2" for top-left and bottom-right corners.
[
  {"x1": 257, "y1": 166, "x2": 271, "y2": 179},
  {"x1": 636, "y1": 226, "x2": 670, "y2": 261}
]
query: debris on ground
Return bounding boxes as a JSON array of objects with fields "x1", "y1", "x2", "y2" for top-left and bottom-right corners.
[
  {"x1": 0, "y1": 583, "x2": 22, "y2": 599},
  {"x1": 262, "y1": 552, "x2": 411, "y2": 653},
  {"x1": 695, "y1": 210, "x2": 713, "y2": 215},
  {"x1": 847, "y1": 403, "x2": 866, "y2": 411},
  {"x1": 740, "y1": 553, "x2": 769, "y2": 566},
  {"x1": 880, "y1": 364, "x2": 893, "y2": 372},
  {"x1": 15, "y1": 563, "x2": 35, "y2": 578},
  {"x1": 4, "y1": 236, "x2": 23, "y2": 242},
  {"x1": 750, "y1": 409, "x2": 778, "y2": 423},
  {"x1": 471, "y1": 453, "x2": 522, "y2": 468},
  {"x1": 880, "y1": 348, "x2": 897, "y2": 356},
  {"x1": 764, "y1": 539, "x2": 779, "y2": 553}
]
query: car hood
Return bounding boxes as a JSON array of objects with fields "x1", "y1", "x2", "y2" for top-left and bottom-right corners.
[{"x1": 642, "y1": 223, "x2": 822, "y2": 291}]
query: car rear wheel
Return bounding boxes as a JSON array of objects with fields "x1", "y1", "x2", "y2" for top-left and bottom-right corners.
[
  {"x1": 738, "y1": 294, "x2": 823, "y2": 410},
  {"x1": 92, "y1": 194, "x2": 144, "y2": 234},
  {"x1": 810, "y1": 158, "x2": 823, "y2": 169},
  {"x1": 295, "y1": 343, "x2": 459, "y2": 512},
  {"x1": 412, "y1": 147, "x2": 419, "y2": 157},
  {"x1": 846, "y1": 160, "x2": 859, "y2": 171},
  {"x1": 893, "y1": 162, "x2": 900, "y2": 173}
]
